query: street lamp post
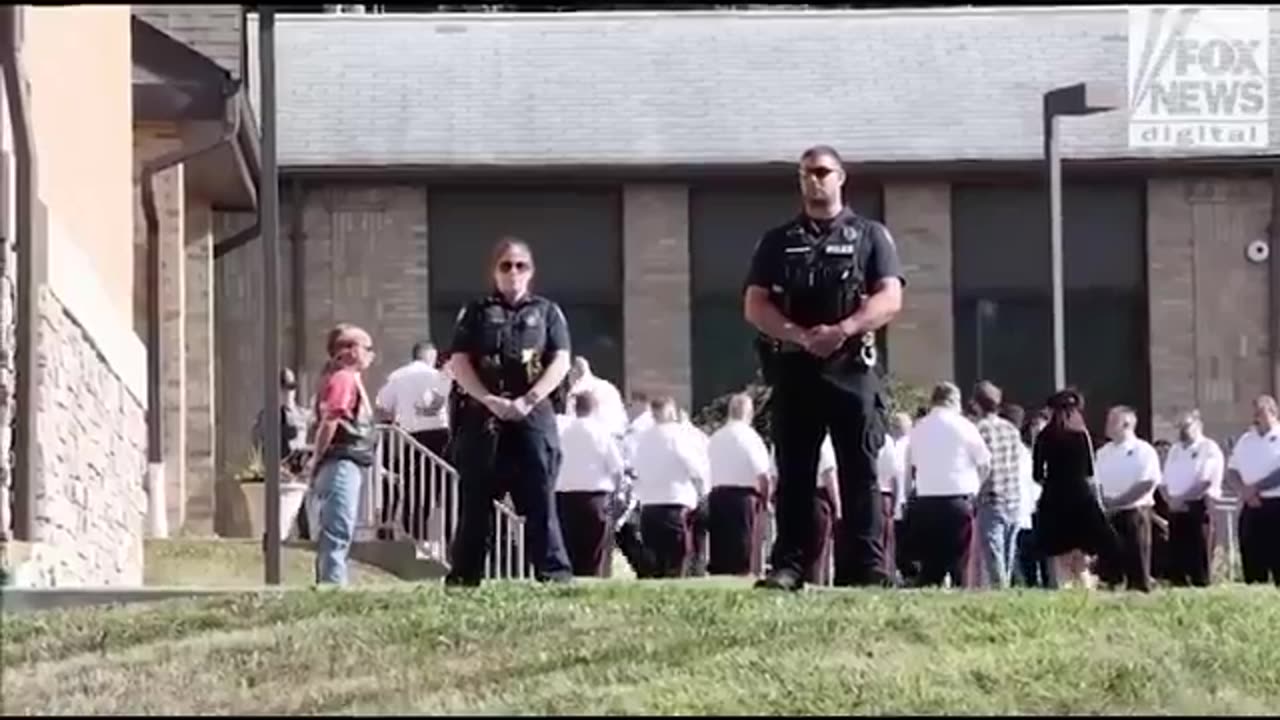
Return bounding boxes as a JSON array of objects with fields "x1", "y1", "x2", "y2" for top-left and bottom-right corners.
[
  {"x1": 259, "y1": 5, "x2": 282, "y2": 586},
  {"x1": 1042, "y1": 82, "x2": 1118, "y2": 391}
]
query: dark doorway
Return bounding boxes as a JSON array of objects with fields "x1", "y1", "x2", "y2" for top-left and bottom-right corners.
[
  {"x1": 427, "y1": 186, "x2": 625, "y2": 387},
  {"x1": 951, "y1": 181, "x2": 1151, "y2": 438}
]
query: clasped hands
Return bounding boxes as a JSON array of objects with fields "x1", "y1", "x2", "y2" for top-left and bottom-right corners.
[
  {"x1": 791, "y1": 321, "x2": 857, "y2": 359},
  {"x1": 481, "y1": 393, "x2": 539, "y2": 422}
]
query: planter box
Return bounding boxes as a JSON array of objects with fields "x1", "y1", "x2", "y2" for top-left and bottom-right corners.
[{"x1": 239, "y1": 480, "x2": 310, "y2": 541}]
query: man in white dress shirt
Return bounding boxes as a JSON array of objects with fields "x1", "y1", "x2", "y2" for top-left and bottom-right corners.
[
  {"x1": 555, "y1": 392, "x2": 626, "y2": 577},
  {"x1": 1227, "y1": 395, "x2": 1280, "y2": 585},
  {"x1": 632, "y1": 396, "x2": 711, "y2": 578},
  {"x1": 1094, "y1": 405, "x2": 1162, "y2": 593},
  {"x1": 374, "y1": 341, "x2": 453, "y2": 540},
  {"x1": 376, "y1": 341, "x2": 452, "y2": 456},
  {"x1": 874, "y1": 412, "x2": 912, "y2": 581},
  {"x1": 706, "y1": 394, "x2": 773, "y2": 576},
  {"x1": 1160, "y1": 409, "x2": 1224, "y2": 588},
  {"x1": 904, "y1": 382, "x2": 991, "y2": 588},
  {"x1": 805, "y1": 434, "x2": 841, "y2": 585},
  {"x1": 679, "y1": 408, "x2": 713, "y2": 576}
]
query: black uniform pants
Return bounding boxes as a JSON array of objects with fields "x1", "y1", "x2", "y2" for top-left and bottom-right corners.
[
  {"x1": 614, "y1": 511, "x2": 652, "y2": 578},
  {"x1": 1239, "y1": 499, "x2": 1280, "y2": 585},
  {"x1": 707, "y1": 487, "x2": 762, "y2": 576},
  {"x1": 804, "y1": 487, "x2": 837, "y2": 585},
  {"x1": 908, "y1": 495, "x2": 974, "y2": 588},
  {"x1": 1167, "y1": 499, "x2": 1214, "y2": 588},
  {"x1": 1013, "y1": 515, "x2": 1056, "y2": 589},
  {"x1": 446, "y1": 416, "x2": 572, "y2": 583},
  {"x1": 769, "y1": 369, "x2": 886, "y2": 585},
  {"x1": 1097, "y1": 507, "x2": 1153, "y2": 592},
  {"x1": 639, "y1": 504, "x2": 692, "y2": 578},
  {"x1": 555, "y1": 491, "x2": 612, "y2": 577},
  {"x1": 685, "y1": 500, "x2": 710, "y2": 577}
]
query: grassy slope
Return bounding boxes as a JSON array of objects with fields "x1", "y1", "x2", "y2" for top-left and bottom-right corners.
[{"x1": 3, "y1": 582, "x2": 1278, "y2": 715}]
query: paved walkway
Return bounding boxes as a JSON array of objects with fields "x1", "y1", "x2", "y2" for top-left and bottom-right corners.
[{"x1": 0, "y1": 586, "x2": 289, "y2": 614}]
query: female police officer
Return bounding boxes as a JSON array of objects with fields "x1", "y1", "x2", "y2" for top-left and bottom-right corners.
[{"x1": 444, "y1": 236, "x2": 575, "y2": 586}]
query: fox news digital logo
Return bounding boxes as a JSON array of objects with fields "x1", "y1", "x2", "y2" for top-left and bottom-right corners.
[{"x1": 1129, "y1": 6, "x2": 1271, "y2": 149}]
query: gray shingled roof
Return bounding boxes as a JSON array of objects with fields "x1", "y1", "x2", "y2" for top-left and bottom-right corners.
[{"x1": 248, "y1": 7, "x2": 1280, "y2": 166}]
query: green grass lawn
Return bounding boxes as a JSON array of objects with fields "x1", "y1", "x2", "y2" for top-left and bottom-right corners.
[
  {"x1": 3, "y1": 581, "x2": 1278, "y2": 715},
  {"x1": 143, "y1": 539, "x2": 399, "y2": 587}
]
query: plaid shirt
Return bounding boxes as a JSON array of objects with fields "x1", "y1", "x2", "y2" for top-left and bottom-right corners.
[{"x1": 976, "y1": 414, "x2": 1022, "y2": 517}]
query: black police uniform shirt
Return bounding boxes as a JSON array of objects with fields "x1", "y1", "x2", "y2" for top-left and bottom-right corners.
[
  {"x1": 744, "y1": 207, "x2": 904, "y2": 384},
  {"x1": 449, "y1": 291, "x2": 571, "y2": 427}
]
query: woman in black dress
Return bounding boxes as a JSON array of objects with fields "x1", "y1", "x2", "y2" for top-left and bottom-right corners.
[{"x1": 1032, "y1": 389, "x2": 1121, "y2": 589}]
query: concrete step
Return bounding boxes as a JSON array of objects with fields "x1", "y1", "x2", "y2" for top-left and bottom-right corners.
[{"x1": 347, "y1": 539, "x2": 449, "y2": 581}]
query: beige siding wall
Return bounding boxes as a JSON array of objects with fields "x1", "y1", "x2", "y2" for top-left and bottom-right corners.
[
  {"x1": 25, "y1": 5, "x2": 135, "y2": 328},
  {"x1": 2, "y1": 5, "x2": 148, "y2": 586}
]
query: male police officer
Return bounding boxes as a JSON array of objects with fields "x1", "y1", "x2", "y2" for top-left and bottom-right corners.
[{"x1": 744, "y1": 145, "x2": 905, "y2": 590}]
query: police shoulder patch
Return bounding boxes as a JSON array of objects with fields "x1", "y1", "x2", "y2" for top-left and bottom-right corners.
[{"x1": 876, "y1": 222, "x2": 896, "y2": 248}]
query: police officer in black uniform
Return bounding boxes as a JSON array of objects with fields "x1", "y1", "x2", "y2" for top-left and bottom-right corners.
[
  {"x1": 444, "y1": 236, "x2": 575, "y2": 587},
  {"x1": 744, "y1": 145, "x2": 906, "y2": 591}
]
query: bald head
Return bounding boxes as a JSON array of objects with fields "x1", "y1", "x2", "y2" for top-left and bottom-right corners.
[
  {"x1": 650, "y1": 396, "x2": 679, "y2": 424},
  {"x1": 888, "y1": 412, "x2": 912, "y2": 439},
  {"x1": 1253, "y1": 394, "x2": 1278, "y2": 432},
  {"x1": 569, "y1": 356, "x2": 592, "y2": 387},
  {"x1": 727, "y1": 393, "x2": 754, "y2": 423}
]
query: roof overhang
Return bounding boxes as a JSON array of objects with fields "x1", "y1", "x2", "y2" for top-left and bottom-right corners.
[
  {"x1": 132, "y1": 16, "x2": 260, "y2": 212},
  {"x1": 278, "y1": 155, "x2": 1280, "y2": 185}
]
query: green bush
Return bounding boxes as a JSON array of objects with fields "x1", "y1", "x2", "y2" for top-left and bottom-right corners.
[{"x1": 692, "y1": 372, "x2": 932, "y2": 442}]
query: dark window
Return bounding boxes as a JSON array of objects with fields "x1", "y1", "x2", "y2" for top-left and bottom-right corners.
[
  {"x1": 688, "y1": 180, "x2": 883, "y2": 409},
  {"x1": 427, "y1": 187, "x2": 625, "y2": 386},
  {"x1": 952, "y1": 182, "x2": 1150, "y2": 437}
]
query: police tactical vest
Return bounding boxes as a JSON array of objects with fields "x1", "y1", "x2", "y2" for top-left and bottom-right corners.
[
  {"x1": 472, "y1": 295, "x2": 557, "y2": 399},
  {"x1": 773, "y1": 213, "x2": 873, "y2": 328}
]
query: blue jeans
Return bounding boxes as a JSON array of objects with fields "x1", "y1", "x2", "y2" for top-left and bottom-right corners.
[
  {"x1": 314, "y1": 457, "x2": 364, "y2": 585},
  {"x1": 977, "y1": 504, "x2": 1019, "y2": 589}
]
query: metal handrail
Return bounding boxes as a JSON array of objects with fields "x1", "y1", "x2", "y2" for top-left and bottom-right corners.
[{"x1": 360, "y1": 424, "x2": 529, "y2": 580}]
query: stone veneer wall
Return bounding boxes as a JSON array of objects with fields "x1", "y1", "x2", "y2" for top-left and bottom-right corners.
[
  {"x1": 0, "y1": 202, "x2": 13, "y2": 540},
  {"x1": 10, "y1": 288, "x2": 147, "y2": 586}
]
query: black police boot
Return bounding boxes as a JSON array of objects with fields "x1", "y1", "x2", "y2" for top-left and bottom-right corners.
[
  {"x1": 444, "y1": 573, "x2": 482, "y2": 589},
  {"x1": 755, "y1": 568, "x2": 804, "y2": 592},
  {"x1": 536, "y1": 572, "x2": 574, "y2": 585}
]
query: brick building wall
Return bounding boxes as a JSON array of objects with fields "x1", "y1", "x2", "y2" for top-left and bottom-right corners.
[
  {"x1": 212, "y1": 173, "x2": 1276, "y2": 483},
  {"x1": 212, "y1": 210, "x2": 261, "y2": 536},
  {"x1": 883, "y1": 181, "x2": 953, "y2": 389},
  {"x1": 185, "y1": 201, "x2": 217, "y2": 535},
  {"x1": 1147, "y1": 176, "x2": 1275, "y2": 445},
  {"x1": 133, "y1": 125, "x2": 188, "y2": 533},
  {"x1": 623, "y1": 185, "x2": 692, "y2": 409}
]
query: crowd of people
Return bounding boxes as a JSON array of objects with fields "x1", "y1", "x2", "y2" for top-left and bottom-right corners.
[{"x1": 270, "y1": 335, "x2": 1276, "y2": 590}]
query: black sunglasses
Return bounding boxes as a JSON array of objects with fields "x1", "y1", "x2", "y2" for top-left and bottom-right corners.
[
  {"x1": 499, "y1": 260, "x2": 532, "y2": 273},
  {"x1": 801, "y1": 166, "x2": 838, "y2": 179}
]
